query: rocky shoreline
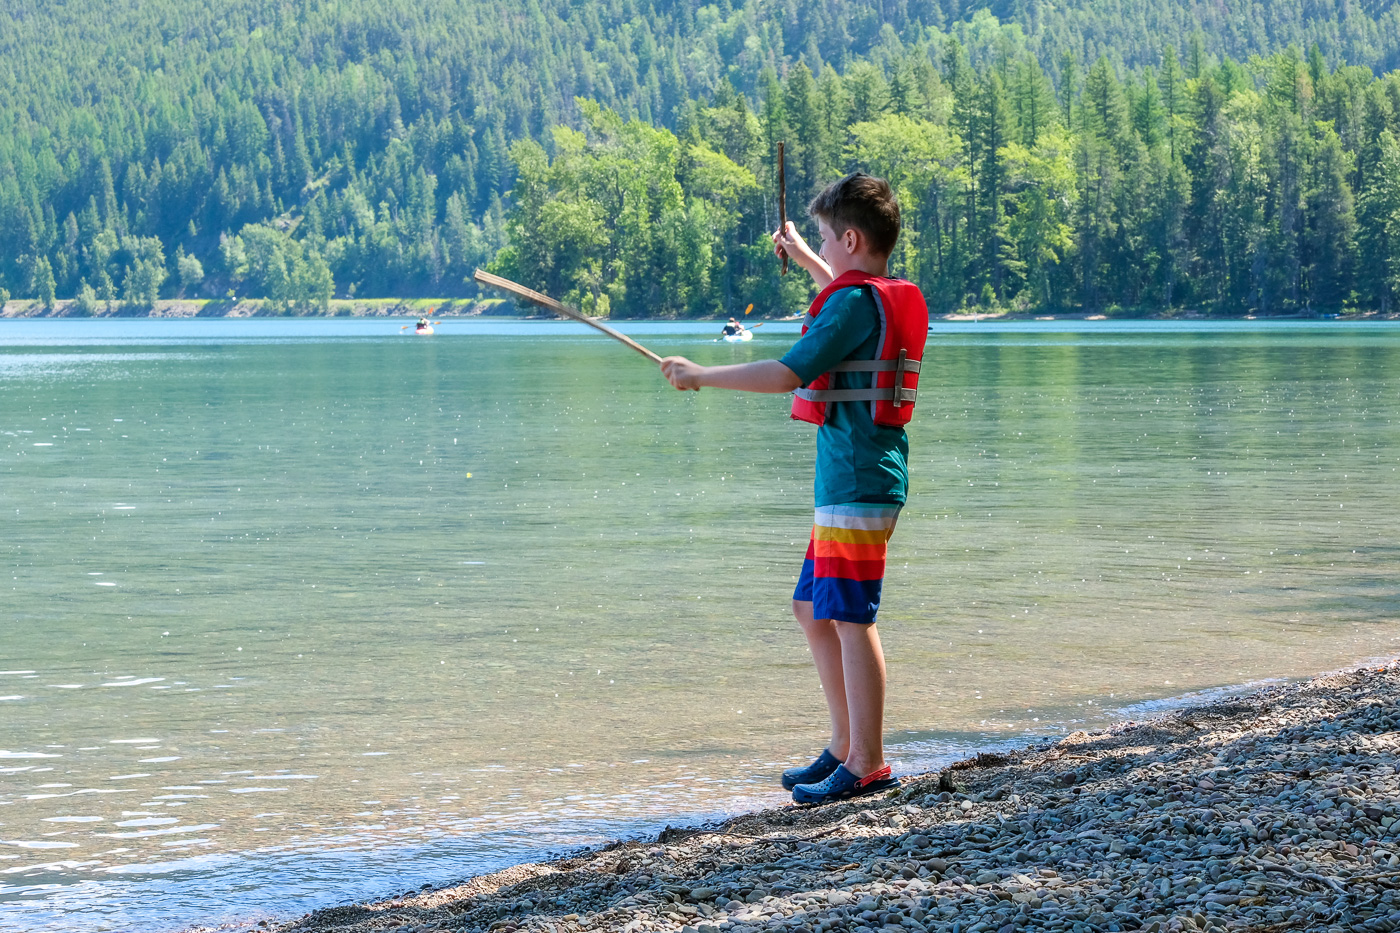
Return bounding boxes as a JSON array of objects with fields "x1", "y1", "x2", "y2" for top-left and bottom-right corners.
[{"x1": 242, "y1": 662, "x2": 1400, "y2": 933}]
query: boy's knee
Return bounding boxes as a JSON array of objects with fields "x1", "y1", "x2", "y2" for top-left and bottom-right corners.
[{"x1": 834, "y1": 618, "x2": 879, "y2": 639}]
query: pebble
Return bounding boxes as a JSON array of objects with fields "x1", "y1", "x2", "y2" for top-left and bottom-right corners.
[{"x1": 255, "y1": 661, "x2": 1400, "y2": 933}]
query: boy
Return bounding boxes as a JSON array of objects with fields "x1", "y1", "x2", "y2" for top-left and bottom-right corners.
[{"x1": 660, "y1": 173, "x2": 929, "y2": 804}]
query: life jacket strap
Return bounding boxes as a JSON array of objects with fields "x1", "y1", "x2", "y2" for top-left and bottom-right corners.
[
  {"x1": 794, "y1": 386, "x2": 918, "y2": 404},
  {"x1": 827, "y1": 358, "x2": 922, "y2": 374},
  {"x1": 893, "y1": 349, "x2": 908, "y2": 408},
  {"x1": 798, "y1": 349, "x2": 919, "y2": 406}
]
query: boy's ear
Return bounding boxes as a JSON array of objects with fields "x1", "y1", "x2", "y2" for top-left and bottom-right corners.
[{"x1": 842, "y1": 227, "x2": 861, "y2": 254}]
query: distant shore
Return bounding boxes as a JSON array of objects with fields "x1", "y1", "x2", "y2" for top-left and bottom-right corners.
[
  {"x1": 234, "y1": 661, "x2": 1400, "y2": 933},
  {"x1": 4, "y1": 299, "x2": 1398, "y2": 323},
  {"x1": 0, "y1": 298, "x2": 501, "y2": 319}
]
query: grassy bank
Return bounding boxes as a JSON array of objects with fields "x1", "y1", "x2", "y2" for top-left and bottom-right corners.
[{"x1": 221, "y1": 661, "x2": 1400, "y2": 933}]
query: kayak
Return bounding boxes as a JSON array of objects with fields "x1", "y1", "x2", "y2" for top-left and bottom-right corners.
[
  {"x1": 415, "y1": 326, "x2": 434, "y2": 335},
  {"x1": 722, "y1": 330, "x2": 753, "y2": 343}
]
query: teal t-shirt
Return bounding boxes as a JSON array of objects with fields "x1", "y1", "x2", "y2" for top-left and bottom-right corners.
[{"x1": 778, "y1": 285, "x2": 910, "y2": 508}]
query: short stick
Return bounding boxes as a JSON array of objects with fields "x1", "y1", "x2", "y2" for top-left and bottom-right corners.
[{"x1": 778, "y1": 141, "x2": 789, "y2": 276}]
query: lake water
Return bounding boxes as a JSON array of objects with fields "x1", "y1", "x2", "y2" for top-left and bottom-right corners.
[{"x1": 3, "y1": 318, "x2": 1399, "y2": 931}]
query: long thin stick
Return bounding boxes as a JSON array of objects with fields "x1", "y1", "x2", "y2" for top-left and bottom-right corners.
[
  {"x1": 473, "y1": 269, "x2": 662, "y2": 364},
  {"x1": 778, "y1": 141, "x2": 789, "y2": 276}
]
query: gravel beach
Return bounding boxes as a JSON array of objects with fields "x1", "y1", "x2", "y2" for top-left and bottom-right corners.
[{"x1": 251, "y1": 662, "x2": 1400, "y2": 933}]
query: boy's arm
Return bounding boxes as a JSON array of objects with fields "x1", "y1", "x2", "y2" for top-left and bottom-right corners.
[
  {"x1": 660, "y1": 357, "x2": 802, "y2": 393},
  {"x1": 660, "y1": 286, "x2": 876, "y2": 394}
]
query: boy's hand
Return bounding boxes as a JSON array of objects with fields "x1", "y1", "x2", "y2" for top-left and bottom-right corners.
[
  {"x1": 660, "y1": 356, "x2": 705, "y2": 391},
  {"x1": 662, "y1": 358, "x2": 802, "y2": 393},
  {"x1": 773, "y1": 222, "x2": 819, "y2": 269},
  {"x1": 773, "y1": 222, "x2": 832, "y2": 287}
]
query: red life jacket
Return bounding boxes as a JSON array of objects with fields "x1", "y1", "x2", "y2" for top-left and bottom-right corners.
[{"x1": 790, "y1": 271, "x2": 930, "y2": 427}]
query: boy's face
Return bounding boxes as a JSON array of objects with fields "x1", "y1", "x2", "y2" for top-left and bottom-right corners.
[
  {"x1": 817, "y1": 217, "x2": 845, "y2": 273},
  {"x1": 817, "y1": 218, "x2": 866, "y2": 277}
]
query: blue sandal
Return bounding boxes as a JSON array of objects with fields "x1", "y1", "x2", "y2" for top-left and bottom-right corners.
[
  {"x1": 781, "y1": 748, "x2": 842, "y2": 790},
  {"x1": 792, "y1": 763, "x2": 899, "y2": 804}
]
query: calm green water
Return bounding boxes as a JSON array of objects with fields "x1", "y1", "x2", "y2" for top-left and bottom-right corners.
[{"x1": 3, "y1": 319, "x2": 1400, "y2": 931}]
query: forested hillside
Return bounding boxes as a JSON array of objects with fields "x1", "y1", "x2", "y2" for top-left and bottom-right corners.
[{"x1": 2, "y1": 0, "x2": 1400, "y2": 315}]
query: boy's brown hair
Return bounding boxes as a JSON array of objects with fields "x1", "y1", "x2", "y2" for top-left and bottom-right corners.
[{"x1": 808, "y1": 172, "x2": 900, "y2": 257}]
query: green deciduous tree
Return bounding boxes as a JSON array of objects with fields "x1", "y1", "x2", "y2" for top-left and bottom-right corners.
[
  {"x1": 74, "y1": 281, "x2": 100, "y2": 316},
  {"x1": 493, "y1": 103, "x2": 754, "y2": 318},
  {"x1": 1002, "y1": 130, "x2": 1076, "y2": 309},
  {"x1": 31, "y1": 257, "x2": 56, "y2": 310},
  {"x1": 177, "y1": 250, "x2": 204, "y2": 294}
]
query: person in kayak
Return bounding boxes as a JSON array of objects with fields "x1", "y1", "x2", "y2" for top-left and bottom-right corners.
[
  {"x1": 660, "y1": 172, "x2": 929, "y2": 804},
  {"x1": 721, "y1": 318, "x2": 746, "y2": 337}
]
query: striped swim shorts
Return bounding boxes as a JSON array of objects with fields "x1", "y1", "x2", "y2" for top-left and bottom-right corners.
[{"x1": 793, "y1": 503, "x2": 901, "y2": 625}]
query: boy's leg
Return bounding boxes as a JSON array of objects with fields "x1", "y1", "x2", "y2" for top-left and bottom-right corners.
[
  {"x1": 792, "y1": 599, "x2": 850, "y2": 760},
  {"x1": 834, "y1": 619, "x2": 886, "y2": 778},
  {"x1": 805, "y1": 503, "x2": 899, "y2": 779}
]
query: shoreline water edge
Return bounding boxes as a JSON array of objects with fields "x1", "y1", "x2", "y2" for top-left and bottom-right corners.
[
  {"x1": 6, "y1": 299, "x2": 1400, "y2": 323},
  {"x1": 205, "y1": 661, "x2": 1400, "y2": 933}
]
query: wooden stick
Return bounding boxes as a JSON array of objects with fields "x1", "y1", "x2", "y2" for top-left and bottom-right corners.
[
  {"x1": 473, "y1": 269, "x2": 663, "y2": 364},
  {"x1": 778, "y1": 141, "x2": 789, "y2": 275}
]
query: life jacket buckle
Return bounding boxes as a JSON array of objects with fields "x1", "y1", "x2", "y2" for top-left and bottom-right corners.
[{"x1": 892, "y1": 350, "x2": 907, "y2": 408}]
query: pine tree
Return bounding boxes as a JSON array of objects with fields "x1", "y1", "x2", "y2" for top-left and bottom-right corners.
[
  {"x1": 945, "y1": 39, "x2": 977, "y2": 308},
  {"x1": 1267, "y1": 49, "x2": 1313, "y2": 120},
  {"x1": 972, "y1": 71, "x2": 1014, "y2": 302},
  {"x1": 1183, "y1": 75, "x2": 1228, "y2": 309},
  {"x1": 1356, "y1": 131, "x2": 1400, "y2": 313},
  {"x1": 1303, "y1": 127, "x2": 1356, "y2": 311},
  {"x1": 1076, "y1": 58, "x2": 1129, "y2": 310},
  {"x1": 1307, "y1": 42, "x2": 1328, "y2": 90},
  {"x1": 1186, "y1": 33, "x2": 1206, "y2": 80},
  {"x1": 888, "y1": 57, "x2": 925, "y2": 118},
  {"x1": 1010, "y1": 56, "x2": 1057, "y2": 147},
  {"x1": 784, "y1": 63, "x2": 824, "y2": 209},
  {"x1": 817, "y1": 65, "x2": 852, "y2": 154},
  {"x1": 1057, "y1": 50, "x2": 1079, "y2": 128},
  {"x1": 1083, "y1": 58, "x2": 1129, "y2": 152},
  {"x1": 845, "y1": 61, "x2": 891, "y2": 125},
  {"x1": 1132, "y1": 67, "x2": 1165, "y2": 149},
  {"x1": 1158, "y1": 46, "x2": 1187, "y2": 162},
  {"x1": 1268, "y1": 111, "x2": 1308, "y2": 311}
]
